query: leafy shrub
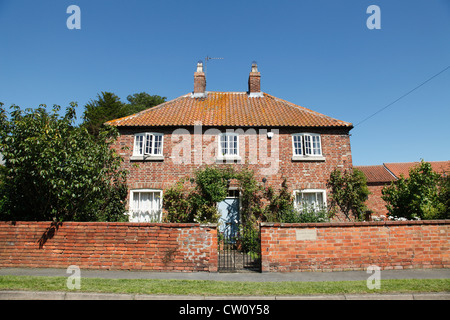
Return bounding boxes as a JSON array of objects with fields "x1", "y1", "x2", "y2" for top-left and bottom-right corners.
[
  {"x1": 0, "y1": 103, "x2": 128, "y2": 222},
  {"x1": 263, "y1": 179, "x2": 294, "y2": 222},
  {"x1": 235, "y1": 168, "x2": 265, "y2": 224},
  {"x1": 280, "y1": 206, "x2": 330, "y2": 223},
  {"x1": 239, "y1": 221, "x2": 260, "y2": 257},
  {"x1": 163, "y1": 166, "x2": 233, "y2": 223},
  {"x1": 327, "y1": 168, "x2": 370, "y2": 221},
  {"x1": 382, "y1": 161, "x2": 448, "y2": 220},
  {"x1": 162, "y1": 180, "x2": 194, "y2": 223}
]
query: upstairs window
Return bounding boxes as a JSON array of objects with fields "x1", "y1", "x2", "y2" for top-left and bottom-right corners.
[
  {"x1": 218, "y1": 132, "x2": 239, "y2": 158},
  {"x1": 133, "y1": 133, "x2": 163, "y2": 157},
  {"x1": 292, "y1": 133, "x2": 322, "y2": 157}
]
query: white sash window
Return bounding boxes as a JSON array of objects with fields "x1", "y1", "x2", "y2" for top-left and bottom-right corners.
[
  {"x1": 292, "y1": 133, "x2": 323, "y2": 159},
  {"x1": 129, "y1": 189, "x2": 162, "y2": 222},
  {"x1": 293, "y1": 135, "x2": 303, "y2": 156},
  {"x1": 294, "y1": 189, "x2": 327, "y2": 212},
  {"x1": 219, "y1": 132, "x2": 239, "y2": 156},
  {"x1": 133, "y1": 133, "x2": 163, "y2": 157}
]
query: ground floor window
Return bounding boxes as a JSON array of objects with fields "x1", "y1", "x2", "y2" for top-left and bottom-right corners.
[
  {"x1": 294, "y1": 189, "x2": 327, "y2": 212},
  {"x1": 128, "y1": 189, "x2": 162, "y2": 222}
]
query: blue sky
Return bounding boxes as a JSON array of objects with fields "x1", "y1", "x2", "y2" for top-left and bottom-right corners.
[{"x1": 0, "y1": 0, "x2": 449, "y2": 166}]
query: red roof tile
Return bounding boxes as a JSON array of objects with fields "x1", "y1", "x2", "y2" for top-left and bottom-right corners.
[
  {"x1": 106, "y1": 92, "x2": 352, "y2": 128},
  {"x1": 354, "y1": 165, "x2": 396, "y2": 183},
  {"x1": 356, "y1": 161, "x2": 450, "y2": 183},
  {"x1": 384, "y1": 161, "x2": 450, "y2": 179}
]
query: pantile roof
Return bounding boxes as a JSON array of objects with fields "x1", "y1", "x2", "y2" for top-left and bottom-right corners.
[
  {"x1": 355, "y1": 161, "x2": 449, "y2": 183},
  {"x1": 106, "y1": 92, "x2": 352, "y2": 128},
  {"x1": 384, "y1": 161, "x2": 449, "y2": 179},
  {"x1": 354, "y1": 165, "x2": 396, "y2": 183}
]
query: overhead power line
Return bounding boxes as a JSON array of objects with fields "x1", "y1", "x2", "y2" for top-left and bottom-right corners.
[{"x1": 354, "y1": 65, "x2": 450, "y2": 127}]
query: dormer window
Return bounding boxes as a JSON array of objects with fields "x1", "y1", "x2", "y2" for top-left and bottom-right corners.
[
  {"x1": 132, "y1": 132, "x2": 164, "y2": 160},
  {"x1": 292, "y1": 133, "x2": 325, "y2": 161}
]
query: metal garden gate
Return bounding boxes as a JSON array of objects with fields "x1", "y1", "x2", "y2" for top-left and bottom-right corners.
[{"x1": 218, "y1": 222, "x2": 261, "y2": 272}]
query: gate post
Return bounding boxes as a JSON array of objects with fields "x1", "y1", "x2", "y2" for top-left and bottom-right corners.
[
  {"x1": 203, "y1": 223, "x2": 218, "y2": 272},
  {"x1": 259, "y1": 222, "x2": 271, "y2": 272}
]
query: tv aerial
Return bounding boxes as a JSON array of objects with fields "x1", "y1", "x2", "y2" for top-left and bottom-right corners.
[{"x1": 203, "y1": 56, "x2": 224, "y2": 76}]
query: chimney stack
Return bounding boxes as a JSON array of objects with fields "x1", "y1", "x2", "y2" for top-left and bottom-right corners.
[
  {"x1": 192, "y1": 61, "x2": 206, "y2": 98},
  {"x1": 248, "y1": 61, "x2": 262, "y2": 97}
]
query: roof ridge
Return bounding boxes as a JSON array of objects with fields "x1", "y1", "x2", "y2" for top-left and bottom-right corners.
[
  {"x1": 384, "y1": 160, "x2": 449, "y2": 165},
  {"x1": 382, "y1": 163, "x2": 399, "y2": 180},
  {"x1": 106, "y1": 91, "x2": 353, "y2": 128},
  {"x1": 207, "y1": 91, "x2": 247, "y2": 94},
  {"x1": 105, "y1": 93, "x2": 190, "y2": 126},
  {"x1": 354, "y1": 164, "x2": 385, "y2": 167},
  {"x1": 263, "y1": 93, "x2": 353, "y2": 127}
]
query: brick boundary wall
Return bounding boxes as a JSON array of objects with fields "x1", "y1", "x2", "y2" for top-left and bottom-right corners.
[
  {"x1": 0, "y1": 222, "x2": 218, "y2": 272},
  {"x1": 1, "y1": 220, "x2": 449, "y2": 273},
  {"x1": 261, "y1": 220, "x2": 450, "y2": 272}
]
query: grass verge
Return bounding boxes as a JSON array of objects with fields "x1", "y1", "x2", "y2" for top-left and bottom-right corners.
[{"x1": 0, "y1": 276, "x2": 449, "y2": 296}]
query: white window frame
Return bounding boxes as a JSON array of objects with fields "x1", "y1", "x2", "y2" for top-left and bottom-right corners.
[
  {"x1": 128, "y1": 189, "x2": 163, "y2": 222},
  {"x1": 294, "y1": 189, "x2": 327, "y2": 212},
  {"x1": 132, "y1": 132, "x2": 164, "y2": 159},
  {"x1": 217, "y1": 132, "x2": 241, "y2": 161},
  {"x1": 292, "y1": 133, "x2": 324, "y2": 161}
]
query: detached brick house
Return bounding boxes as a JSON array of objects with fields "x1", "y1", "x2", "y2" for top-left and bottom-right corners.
[
  {"x1": 356, "y1": 161, "x2": 450, "y2": 218},
  {"x1": 107, "y1": 62, "x2": 353, "y2": 222}
]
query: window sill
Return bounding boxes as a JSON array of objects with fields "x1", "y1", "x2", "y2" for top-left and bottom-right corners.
[
  {"x1": 215, "y1": 156, "x2": 242, "y2": 163},
  {"x1": 292, "y1": 155, "x2": 326, "y2": 162},
  {"x1": 130, "y1": 155, "x2": 164, "y2": 161}
]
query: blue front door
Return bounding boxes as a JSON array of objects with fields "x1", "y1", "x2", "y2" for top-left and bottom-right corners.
[{"x1": 218, "y1": 197, "x2": 240, "y2": 239}]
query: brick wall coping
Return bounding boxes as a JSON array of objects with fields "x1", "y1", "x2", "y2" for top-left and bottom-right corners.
[
  {"x1": 260, "y1": 219, "x2": 450, "y2": 228},
  {"x1": 3, "y1": 220, "x2": 449, "y2": 228},
  {"x1": 1, "y1": 221, "x2": 217, "y2": 228}
]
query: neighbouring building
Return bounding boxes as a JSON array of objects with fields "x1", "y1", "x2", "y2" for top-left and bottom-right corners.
[
  {"x1": 107, "y1": 62, "x2": 354, "y2": 223},
  {"x1": 355, "y1": 161, "x2": 450, "y2": 219}
]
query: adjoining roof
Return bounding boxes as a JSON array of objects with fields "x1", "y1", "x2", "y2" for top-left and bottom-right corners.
[
  {"x1": 106, "y1": 92, "x2": 353, "y2": 128},
  {"x1": 355, "y1": 161, "x2": 450, "y2": 183},
  {"x1": 384, "y1": 161, "x2": 450, "y2": 179},
  {"x1": 354, "y1": 165, "x2": 396, "y2": 183}
]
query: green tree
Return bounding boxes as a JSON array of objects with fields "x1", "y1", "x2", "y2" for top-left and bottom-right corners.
[
  {"x1": 82, "y1": 91, "x2": 166, "y2": 136},
  {"x1": 327, "y1": 168, "x2": 370, "y2": 221},
  {"x1": 82, "y1": 92, "x2": 127, "y2": 136},
  {"x1": 0, "y1": 164, "x2": 7, "y2": 216},
  {"x1": 126, "y1": 92, "x2": 166, "y2": 114},
  {"x1": 382, "y1": 161, "x2": 448, "y2": 220},
  {"x1": 0, "y1": 102, "x2": 128, "y2": 222},
  {"x1": 438, "y1": 174, "x2": 450, "y2": 218}
]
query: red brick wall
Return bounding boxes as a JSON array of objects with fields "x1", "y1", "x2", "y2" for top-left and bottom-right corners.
[
  {"x1": 261, "y1": 220, "x2": 450, "y2": 272},
  {"x1": 0, "y1": 222, "x2": 218, "y2": 272},
  {"x1": 114, "y1": 127, "x2": 352, "y2": 216},
  {"x1": 366, "y1": 183, "x2": 389, "y2": 219},
  {"x1": 2, "y1": 221, "x2": 448, "y2": 273}
]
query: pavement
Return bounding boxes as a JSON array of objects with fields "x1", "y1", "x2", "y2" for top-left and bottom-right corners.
[
  {"x1": 0, "y1": 267, "x2": 449, "y2": 300},
  {"x1": 0, "y1": 290, "x2": 449, "y2": 300}
]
